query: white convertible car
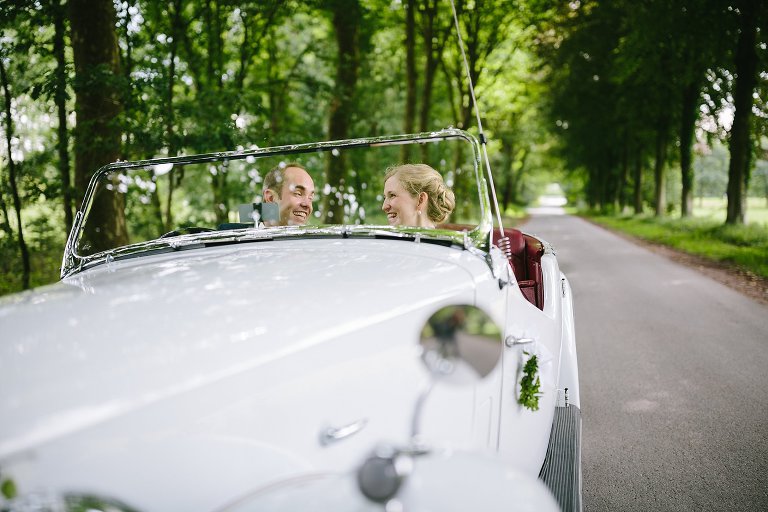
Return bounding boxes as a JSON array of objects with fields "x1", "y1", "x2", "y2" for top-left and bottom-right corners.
[{"x1": 0, "y1": 129, "x2": 580, "y2": 511}]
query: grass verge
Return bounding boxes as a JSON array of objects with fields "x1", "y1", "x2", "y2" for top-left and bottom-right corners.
[{"x1": 583, "y1": 213, "x2": 768, "y2": 279}]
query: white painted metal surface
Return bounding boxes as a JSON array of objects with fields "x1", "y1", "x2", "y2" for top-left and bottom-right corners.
[{"x1": 0, "y1": 236, "x2": 574, "y2": 511}]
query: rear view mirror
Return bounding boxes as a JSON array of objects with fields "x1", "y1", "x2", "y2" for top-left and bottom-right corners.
[{"x1": 238, "y1": 202, "x2": 279, "y2": 224}]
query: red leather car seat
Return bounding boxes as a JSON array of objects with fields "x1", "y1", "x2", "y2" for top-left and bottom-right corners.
[{"x1": 492, "y1": 228, "x2": 544, "y2": 310}]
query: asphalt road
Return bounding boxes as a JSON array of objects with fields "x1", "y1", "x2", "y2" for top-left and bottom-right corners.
[{"x1": 522, "y1": 211, "x2": 768, "y2": 512}]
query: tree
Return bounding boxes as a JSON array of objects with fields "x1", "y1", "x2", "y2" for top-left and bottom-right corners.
[
  {"x1": 2, "y1": 0, "x2": 768, "y2": 298},
  {"x1": 322, "y1": 0, "x2": 363, "y2": 222},
  {"x1": 51, "y1": 0, "x2": 73, "y2": 233},
  {"x1": 69, "y1": 0, "x2": 127, "y2": 252},
  {"x1": 443, "y1": 0, "x2": 511, "y2": 132},
  {"x1": 725, "y1": 0, "x2": 761, "y2": 224},
  {"x1": 416, "y1": 0, "x2": 452, "y2": 160},
  {"x1": 532, "y1": 0, "x2": 626, "y2": 210},
  {"x1": 439, "y1": 0, "x2": 514, "y2": 208},
  {"x1": 659, "y1": 0, "x2": 728, "y2": 217},
  {"x1": 402, "y1": 0, "x2": 416, "y2": 162},
  {"x1": 0, "y1": 48, "x2": 31, "y2": 289}
]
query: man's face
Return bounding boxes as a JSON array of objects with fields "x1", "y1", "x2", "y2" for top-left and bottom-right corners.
[{"x1": 265, "y1": 166, "x2": 315, "y2": 226}]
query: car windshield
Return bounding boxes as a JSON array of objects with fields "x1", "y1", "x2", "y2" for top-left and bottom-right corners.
[{"x1": 63, "y1": 129, "x2": 490, "y2": 276}]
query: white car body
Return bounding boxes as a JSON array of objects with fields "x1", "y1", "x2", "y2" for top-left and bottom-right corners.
[{"x1": 0, "y1": 130, "x2": 579, "y2": 511}]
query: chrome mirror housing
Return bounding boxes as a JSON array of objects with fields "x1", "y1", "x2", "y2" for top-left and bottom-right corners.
[{"x1": 419, "y1": 305, "x2": 503, "y2": 383}]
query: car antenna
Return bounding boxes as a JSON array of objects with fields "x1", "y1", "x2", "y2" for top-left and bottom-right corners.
[{"x1": 448, "y1": 0, "x2": 512, "y2": 259}]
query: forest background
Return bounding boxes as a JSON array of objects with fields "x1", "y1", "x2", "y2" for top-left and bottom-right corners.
[{"x1": 0, "y1": 0, "x2": 766, "y2": 295}]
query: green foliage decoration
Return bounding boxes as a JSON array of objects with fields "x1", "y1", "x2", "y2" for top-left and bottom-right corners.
[
  {"x1": 1, "y1": 477, "x2": 17, "y2": 500},
  {"x1": 518, "y1": 351, "x2": 541, "y2": 411}
]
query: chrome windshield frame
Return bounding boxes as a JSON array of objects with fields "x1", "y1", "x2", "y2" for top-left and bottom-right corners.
[{"x1": 61, "y1": 128, "x2": 492, "y2": 278}]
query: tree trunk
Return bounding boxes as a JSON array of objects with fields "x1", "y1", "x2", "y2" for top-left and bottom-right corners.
[
  {"x1": 202, "y1": 1, "x2": 232, "y2": 219},
  {"x1": 453, "y1": 3, "x2": 484, "y2": 206},
  {"x1": 117, "y1": 1, "x2": 136, "y2": 155},
  {"x1": 211, "y1": 164, "x2": 228, "y2": 224},
  {"x1": 618, "y1": 137, "x2": 628, "y2": 211},
  {"x1": 725, "y1": 1, "x2": 758, "y2": 225},
  {"x1": 53, "y1": 0, "x2": 73, "y2": 234},
  {"x1": 586, "y1": 167, "x2": 598, "y2": 209},
  {"x1": 0, "y1": 56, "x2": 31, "y2": 289},
  {"x1": 459, "y1": 5, "x2": 481, "y2": 132},
  {"x1": 600, "y1": 163, "x2": 616, "y2": 211},
  {"x1": 402, "y1": 0, "x2": 416, "y2": 163},
  {"x1": 323, "y1": 0, "x2": 361, "y2": 223},
  {"x1": 679, "y1": 80, "x2": 698, "y2": 217},
  {"x1": 418, "y1": 0, "x2": 444, "y2": 160},
  {"x1": 214, "y1": 1, "x2": 224, "y2": 91},
  {"x1": 0, "y1": 183, "x2": 12, "y2": 237},
  {"x1": 267, "y1": 27, "x2": 284, "y2": 140},
  {"x1": 653, "y1": 115, "x2": 669, "y2": 216},
  {"x1": 204, "y1": 1, "x2": 217, "y2": 90},
  {"x1": 633, "y1": 149, "x2": 643, "y2": 214},
  {"x1": 162, "y1": 0, "x2": 183, "y2": 232},
  {"x1": 69, "y1": 0, "x2": 127, "y2": 253},
  {"x1": 180, "y1": 4, "x2": 203, "y2": 91},
  {"x1": 501, "y1": 138, "x2": 514, "y2": 211},
  {"x1": 419, "y1": 0, "x2": 436, "y2": 133},
  {"x1": 763, "y1": 161, "x2": 768, "y2": 207},
  {"x1": 235, "y1": 3, "x2": 279, "y2": 95},
  {"x1": 511, "y1": 149, "x2": 528, "y2": 207}
]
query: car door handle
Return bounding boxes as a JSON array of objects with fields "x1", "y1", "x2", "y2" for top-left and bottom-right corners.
[
  {"x1": 505, "y1": 335, "x2": 535, "y2": 347},
  {"x1": 319, "y1": 418, "x2": 368, "y2": 446}
]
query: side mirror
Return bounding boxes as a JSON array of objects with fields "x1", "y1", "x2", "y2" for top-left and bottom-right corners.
[
  {"x1": 419, "y1": 305, "x2": 502, "y2": 384},
  {"x1": 356, "y1": 306, "x2": 504, "y2": 504}
]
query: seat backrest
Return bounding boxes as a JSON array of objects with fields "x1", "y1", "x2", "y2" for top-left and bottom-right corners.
[
  {"x1": 523, "y1": 234, "x2": 545, "y2": 309},
  {"x1": 491, "y1": 228, "x2": 526, "y2": 281},
  {"x1": 491, "y1": 228, "x2": 544, "y2": 310}
]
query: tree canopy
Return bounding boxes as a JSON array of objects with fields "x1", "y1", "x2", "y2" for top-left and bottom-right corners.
[{"x1": 0, "y1": 0, "x2": 766, "y2": 293}]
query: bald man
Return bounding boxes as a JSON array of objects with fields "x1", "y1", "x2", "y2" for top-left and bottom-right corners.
[{"x1": 262, "y1": 163, "x2": 315, "y2": 226}]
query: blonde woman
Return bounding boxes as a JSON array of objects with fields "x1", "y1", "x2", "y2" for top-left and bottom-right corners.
[{"x1": 382, "y1": 164, "x2": 455, "y2": 228}]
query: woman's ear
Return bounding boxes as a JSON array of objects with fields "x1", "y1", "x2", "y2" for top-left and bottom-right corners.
[{"x1": 418, "y1": 191, "x2": 428, "y2": 208}]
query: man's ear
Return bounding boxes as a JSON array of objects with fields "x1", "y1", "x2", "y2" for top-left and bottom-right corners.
[{"x1": 263, "y1": 189, "x2": 278, "y2": 203}]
